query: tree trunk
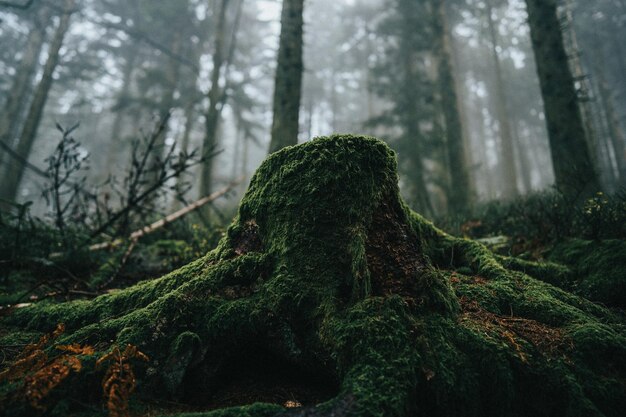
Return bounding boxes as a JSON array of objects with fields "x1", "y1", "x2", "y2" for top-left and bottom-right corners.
[
  {"x1": 449, "y1": 26, "x2": 476, "y2": 205},
  {"x1": 512, "y1": 121, "x2": 533, "y2": 193},
  {"x1": 267, "y1": 0, "x2": 304, "y2": 154},
  {"x1": 432, "y1": 0, "x2": 471, "y2": 213},
  {"x1": 485, "y1": 0, "x2": 518, "y2": 200},
  {"x1": 200, "y1": 0, "x2": 231, "y2": 199},
  {"x1": 404, "y1": 50, "x2": 433, "y2": 216},
  {"x1": 593, "y1": 43, "x2": 626, "y2": 183},
  {"x1": 524, "y1": 0, "x2": 600, "y2": 198},
  {"x1": 105, "y1": 46, "x2": 138, "y2": 173},
  {"x1": 0, "y1": 0, "x2": 75, "y2": 204},
  {"x1": 0, "y1": 7, "x2": 50, "y2": 170}
]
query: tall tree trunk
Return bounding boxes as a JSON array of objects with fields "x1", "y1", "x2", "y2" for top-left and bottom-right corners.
[
  {"x1": 450, "y1": 29, "x2": 476, "y2": 203},
  {"x1": 432, "y1": 0, "x2": 471, "y2": 213},
  {"x1": 524, "y1": 0, "x2": 600, "y2": 197},
  {"x1": 403, "y1": 48, "x2": 433, "y2": 216},
  {"x1": 305, "y1": 97, "x2": 313, "y2": 140},
  {"x1": 593, "y1": 41, "x2": 626, "y2": 183},
  {"x1": 267, "y1": 0, "x2": 304, "y2": 153},
  {"x1": 0, "y1": 7, "x2": 50, "y2": 169},
  {"x1": 200, "y1": 0, "x2": 232, "y2": 199},
  {"x1": 561, "y1": 0, "x2": 607, "y2": 186},
  {"x1": 146, "y1": 33, "x2": 183, "y2": 193},
  {"x1": 0, "y1": 0, "x2": 75, "y2": 204},
  {"x1": 170, "y1": 100, "x2": 198, "y2": 211},
  {"x1": 512, "y1": 122, "x2": 533, "y2": 193},
  {"x1": 105, "y1": 46, "x2": 137, "y2": 173},
  {"x1": 485, "y1": 0, "x2": 518, "y2": 200}
]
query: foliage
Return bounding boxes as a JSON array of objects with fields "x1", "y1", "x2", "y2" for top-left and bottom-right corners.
[
  {"x1": 437, "y1": 190, "x2": 626, "y2": 245},
  {"x1": 435, "y1": 190, "x2": 626, "y2": 307},
  {"x1": 97, "y1": 344, "x2": 149, "y2": 417},
  {"x1": 0, "y1": 117, "x2": 223, "y2": 306},
  {"x1": 0, "y1": 323, "x2": 96, "y2": 413}
]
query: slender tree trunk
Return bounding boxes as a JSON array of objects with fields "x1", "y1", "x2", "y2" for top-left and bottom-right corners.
[
  {"x1": 200, "y1": 0, "x2": 230, "y2": 199},
  {"x1": 170, "y1": 101, "x2": 198, "y2": 211},
  {"x1": 0, "y1": 7, "x2": 50, "y2": 170},
  {"x1": 450, "y1": 29, "x2": 476, "y2": 203},
  {"x1": 105, "y1": 47, "x2": 137, "y2": 172},
  {"x1": 512, "y1": 122, "x2": 532, "y2": 193},
  {"x1": 593, "y1": 42, "x2": 626, "y2": 183},
  {"x1": 365, "y1": 27, "x2": 374, "y2": 128},
  {"x1": 268, "y1": 0, "x2": 304, "y2": 153},
  {"x1": 305, "y1": 97, "x2": 313, "y2": 140},
  {"x1": 485, "y1": 0, "x2": 518, "y2": 200},
  {"x1": 561, "y1": 0, "x2": 607, "y2": 185},
  {"x1": 0, "y1": 0, "x2": 75, "y2": 204},
  {"x1": 432, "y1": 0, "x2": 470, "y2": 213},
  {"x1": 524, "y1": 0, "x2": 600, "y2": 197},
  {"x1": 403, "y1": 48, "x2": 433, "y2": 216}
]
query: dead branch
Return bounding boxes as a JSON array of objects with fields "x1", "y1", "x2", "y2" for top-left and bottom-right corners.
[{"x1": 88, "y1": 178, "x2": 243, "y2": 252}]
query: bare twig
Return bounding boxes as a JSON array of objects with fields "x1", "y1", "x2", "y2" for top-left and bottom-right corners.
[{"x1": 87, "y1": 114, "x2": 216, "y2": 240}]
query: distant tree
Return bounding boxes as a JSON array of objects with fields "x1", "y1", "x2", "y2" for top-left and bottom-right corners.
[
  {"x1": 201, "y1": 0, "x2": 232, "y2": 199},
  {"x1": 268, "y1": 0, "x2": 305, "y2": 153},
  {"x1": 484, "y1": 0, "x2": 518, "y2": 199},
  {"x1": 369, "y1": 0, "x2": 438, "y2": 215},
  {"x1": 524, "y1": 0, "x2": 600, "y2": 197},
  {"x1": 431, "y1": 0, "x2": 472, "y2": 212},
  {"x1": 572, "y1": 0, "x2": 626, "y2": 186},
  {"x1": 0, "y1": 5, "x2": 50, "y2": 169},
  {"x1": 0, "y1": 0, "x2": 76, "y2": 204}
]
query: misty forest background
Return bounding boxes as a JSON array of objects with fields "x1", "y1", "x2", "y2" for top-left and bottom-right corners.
[{"x1": 0, "y1": 0, "x2": 625, "y2": 301}]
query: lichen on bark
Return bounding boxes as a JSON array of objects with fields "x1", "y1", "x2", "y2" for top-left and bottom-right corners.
[{"x1": 1, "y1": 135, "x2": 624, "y2": 417}]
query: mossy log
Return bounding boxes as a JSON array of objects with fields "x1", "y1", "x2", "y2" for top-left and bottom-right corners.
[{"x1": 1, "y1": 136, "x2": 625, "y2": 417}]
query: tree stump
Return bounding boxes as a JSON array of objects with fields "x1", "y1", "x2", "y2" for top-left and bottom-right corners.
[{"x1": 1, "y1": 135, "x2": 624, "y2": 417}]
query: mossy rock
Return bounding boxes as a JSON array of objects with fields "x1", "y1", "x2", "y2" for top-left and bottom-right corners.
[{"x1": 1, "y1": 135, "x2": 625, "y2": 417}]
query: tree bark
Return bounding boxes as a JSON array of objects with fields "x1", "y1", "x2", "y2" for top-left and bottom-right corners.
[
  {"x1": 267, "y1": 0, "x2": 304, "y2": 154},
  {"x1": 0, "y1": 0, "x2": 75, "y2": 204},
  {"x1": 524, "y1": 0, "x2": 600, "y2": 198},
  {"x1": 432, "y1": 0, "x2": 471, "y2": 213}
]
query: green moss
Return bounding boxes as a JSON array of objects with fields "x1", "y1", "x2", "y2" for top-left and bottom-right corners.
[
  {"x1": 548, "y1": 239, "x2": 626, "y2": 308},
  {"x1": 1, "y1": 135, "x2": 624, "y2": 417}
]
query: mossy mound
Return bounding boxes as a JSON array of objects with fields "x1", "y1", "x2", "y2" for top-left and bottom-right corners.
[{"x1": 1, "y1": 135, "x2": 625, "y2": 417}]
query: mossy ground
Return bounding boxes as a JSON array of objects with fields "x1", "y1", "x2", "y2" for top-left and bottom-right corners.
[{"x1": 1, "y1": 135, "x2": 624, "y2": 417}]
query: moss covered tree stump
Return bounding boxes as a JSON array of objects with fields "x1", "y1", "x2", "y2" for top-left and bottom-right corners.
[{"x1": 1, "y1": 136, "x2": 624, "y2": 417}]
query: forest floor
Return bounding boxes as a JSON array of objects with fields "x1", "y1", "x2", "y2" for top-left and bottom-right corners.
[{"x1": 0, "y1": 136, "x2": 625, "y2": 417}]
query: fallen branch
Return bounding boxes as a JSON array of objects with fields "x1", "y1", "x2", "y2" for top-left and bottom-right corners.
[{"x1": 89, "y1": 178, "x2": 243, "y2": 252}]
